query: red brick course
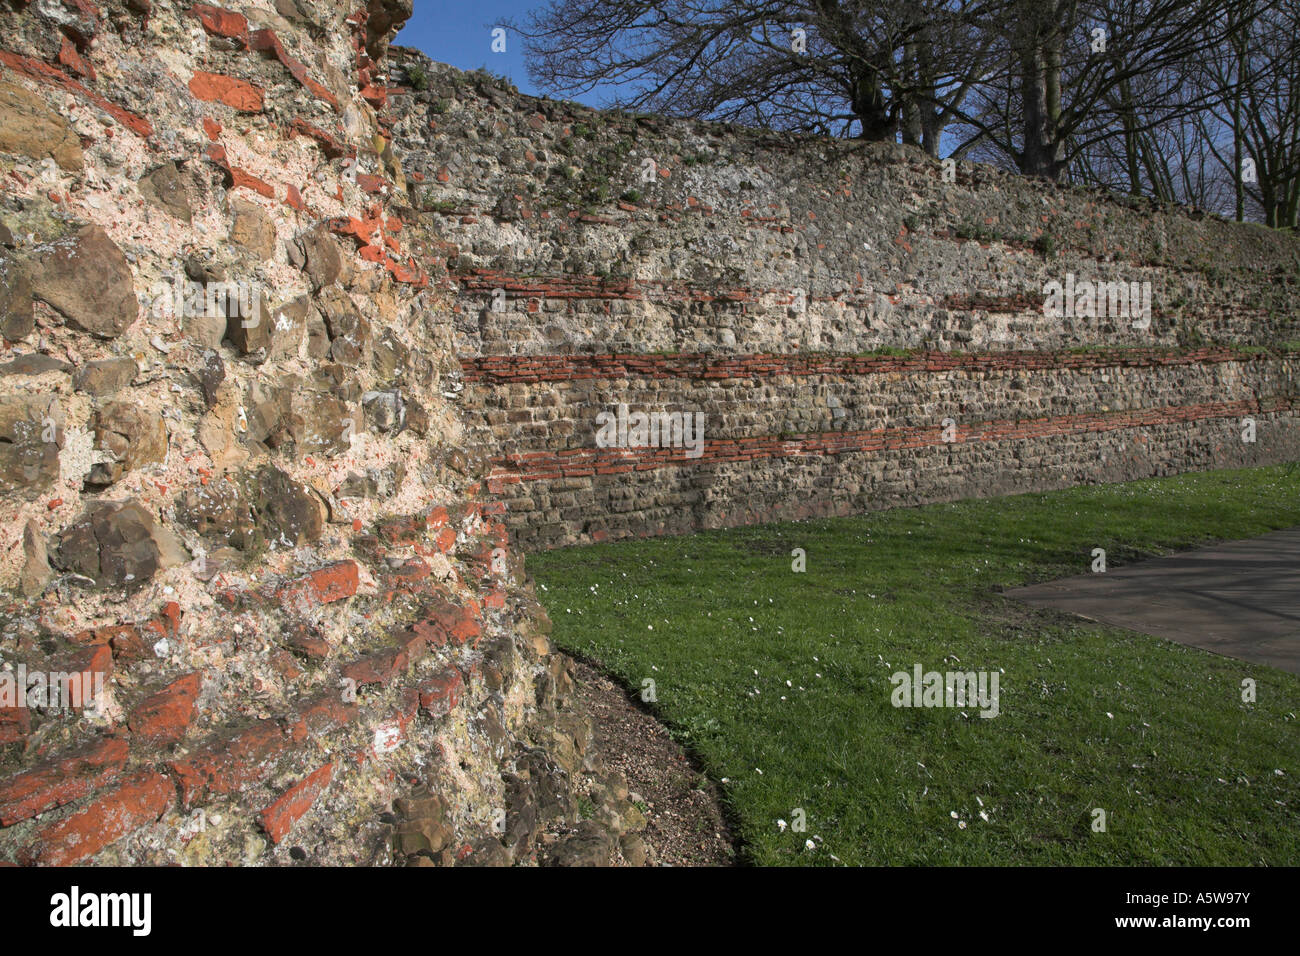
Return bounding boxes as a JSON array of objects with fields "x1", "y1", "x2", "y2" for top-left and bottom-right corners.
[
  {"x1": 0, "y1": 49, "x2": 153, "y2": 137},
  {"x1": 248, "y1": 28, "x2": 340, "y2": 110},
  {"x1": 23, "y1": 771, "x2": 174, "y2": 866},
  {"x1": 460, "y1": 346, "x2": 1271, "y2": 385},
  {"x1": 0, "y1": 737, "x2": 129, "y2": 826},
  {"x1": 490, "y1": 397, "x2": 1289, "y2": 484},
  {"x1": 166, "y1": 720, "x2": 297, "y2": 807},
  {"x1": 418, "y1": 667, "x2": 464, "y2": 718},
  {"x1": 274, "y1": 560, "x2": 360, "y2": 610}
]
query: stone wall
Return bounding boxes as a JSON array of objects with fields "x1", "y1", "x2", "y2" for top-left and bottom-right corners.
[
  {"x1": 377, "y1": 53, "x2": 1299, "y2": 549},
  {"x1": 0, "y1": 0, "x2": 1296, "y2": 868},
  {"x1": 465, "y1": 350, "x2": 1296, "y2": 548},
  {"x1": 0, "y1": 1, "x2": 645, "y2": 866}
]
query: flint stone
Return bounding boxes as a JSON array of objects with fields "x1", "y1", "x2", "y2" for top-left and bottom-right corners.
[
  {"x1": 0, "y1": 395, "x2": 62, "y2": 496},
  {"x1": 55, "y1": 499, "x2": 187, "y2": 590},
  {"x1": 138, "y1": 162, "x2": 193, "y2": 223},
  {"x1": 0, "y1": 253, "x2": 34, "y2": 341},
  {"x1": 73, "y1": 357, "x2": 137, "y2": 396},
  {"x1": 0, "y1": 353, "x2": 70, "y2": 375},
  {"x1": 224, "y1": 286, "x2": 273, "y2": 356},
  {"x1": 228, "y1": 196, "x2": 276, "y2": 260},
  {"x1": 180, "y1": 464, "x2": 325, "y2": 550},
  {"x1": 20, "y1": 520, "x2": 52, "y2": 597},
  {"x1": 300, "y1": 222, "x2": 343, "y2": 290},
  {"x1": 0, "y1": 78, "x2": 83, "y2": 171},
  {"x1": 362, "y1": 390, "x2": 405, "y2": 433},
  {"x1": 88, "y1": 401, "x2": 168, "y2": 486},
  {"x1": 29, "y1": 225, "x2": 137, "y2": 339}
]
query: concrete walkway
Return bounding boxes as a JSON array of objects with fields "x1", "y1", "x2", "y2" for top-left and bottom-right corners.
[{"x1": 1005, "y1": 526, "x2": 1300, "y2": 675}]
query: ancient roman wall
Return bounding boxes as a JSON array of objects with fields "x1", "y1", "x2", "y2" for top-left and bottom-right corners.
[
  {"x1": 378, "y1": 52, "x2": 1300, "y2": 549},
  {"x1": 1, "y1": 0, "x2": 1296, "y2": 868},
  {"x1": 0, "y1": 1, "x2": 644, "y2": 867}
]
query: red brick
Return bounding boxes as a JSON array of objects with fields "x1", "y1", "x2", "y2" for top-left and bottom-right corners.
[
  {"x1": 288, "y1": 117, "x2": 349, "y2": 158},
  {"x1": 0, "y1": 702, "x2": 31, "y2": 745},
  {"x1": 137, "y1": 605, "x2": 180, "y2": 653},
  {"x1": 276, "y1": 560, "x2": 359, "y2": 611},
  {"x1": 248, "y1": 28, "x2": 339, "y2": 109},
  {"x1": 188, "y1": 3, "x2": 248, "y2": 40},
  {"x1": 423, "y1": 595, "x2": 481, "y2": 647},
  {"x1": 269, "y1": 649, "x2": 303, "y2": 681},
  {"x1": 189, "y1": 70, "x2": 264, "y2": 112},
  {"x1": 72, "y1": 622, "x2": 129, "y2": 647},
  {"x1": 283, "y1": 624, "x2": 330, "y2": 660},
  {"x1": 55, "y1": 644, "x2": 112, "y2": 711},
  {"x1": 329, "y1": 212, "x2": 382, "y2": 246},
  {"x1": 108, "y1": 625, "x2": 150, "y2": 663},
  {"x1": 229, "y1": 165, "x2": 275, "y2": 198},
  {"x1": 294, "y1": 692, "x2": 355, "y2": 736},
  {"x1": 166, "y1": 720, "x2": 292, "y2": 807},
  {"x1": 306, "y1": 560, "x2": 360, "y2": 602},
  {"x1": 410, "y1": 615, "x2": 448, "y2": 650},
  {"x1": 0, "y1": 737, "x2": 129, "y2": 825},
  {"x1": 258, "y1": 763, "x2": 333, "y2": 844},
  {"x1": 385, "y1": 256, "x2": 423, "y2": 285},
  {"x1": 340, "y1": 647, "x2": 407, "y2": 688},
  {"x1": 383, "y1": 557, "x2": 431, "y2": 592},
  {"x1": 417, "y1": 667, "x2": 463, "y2": 718},
  {"x1": 156, "y1": 601, "x2": 182, "y2": 638},
  {"x1": 127, "y1": 672, "x2": 202, "y2": 745},
  {"x1": 26, "y1": 771, "x2": 174, "y2": 866},
  {"x1": 55, "y1": 37, "x2": 95, "y2": 80},
  {"x1": 434, "y1": 526, "x2": 457, "y2": 553},
  {"x1": 0, "y1": 50, "x2": 153, "y2": 138}
]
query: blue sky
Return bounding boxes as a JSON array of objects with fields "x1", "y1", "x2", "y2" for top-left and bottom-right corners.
[{"x1": 395, "y1": 1, "x2": 610, "y2": 106}]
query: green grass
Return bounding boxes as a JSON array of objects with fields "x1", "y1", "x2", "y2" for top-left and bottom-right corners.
[{"x1": 528, "y1": 465, "x2": 1300, "y2": 865}]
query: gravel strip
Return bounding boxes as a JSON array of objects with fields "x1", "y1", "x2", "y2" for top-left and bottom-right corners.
[{"x1": 570, "y1": 658, "x2": 737, "y2": 866}]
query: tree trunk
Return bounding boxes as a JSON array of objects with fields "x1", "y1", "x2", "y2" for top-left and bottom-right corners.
[
  {"x1": 1116, "y1": 76, "x2": 1144, "y2": 195},
  {"x1": 1017, "y1": 22, "x2": 1067, "y2": 180},
  {"x1": 851, "y1": 67, "x2": 894, "y2": 141},
  {"x1": 1231, "y1": 20, "x2": 1246, "y2": 222}
]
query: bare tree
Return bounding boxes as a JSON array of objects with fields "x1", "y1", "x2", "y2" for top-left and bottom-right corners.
[
  {"x1": 514, "y1": 0, "x2": 1002, "y2": 154},
  {"x1": 1074, "y1": 104, "x2": 1239, "y2": 211},
  {"x1": 1065, "y1": 0, "x2": 1298, "y2": 228},
  {"x1": 1197, "y1": 0, "x2": 1300, "y2": 227},
  {"x1": 949, "y1": 0, "x2": 1264, "y2": 180},
  {"x1": 517, "y1": 0, "x2": 1294, "y2": 224}
]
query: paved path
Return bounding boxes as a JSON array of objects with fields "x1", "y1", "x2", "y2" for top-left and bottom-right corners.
[{"x1": 1005, "y1": 526, "x2": 1300, "y2": 675}]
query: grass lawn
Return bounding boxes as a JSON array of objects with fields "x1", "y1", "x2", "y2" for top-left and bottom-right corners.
[{"x1": 527, "y1": 465, "x2": 1300, "y2": 865}]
